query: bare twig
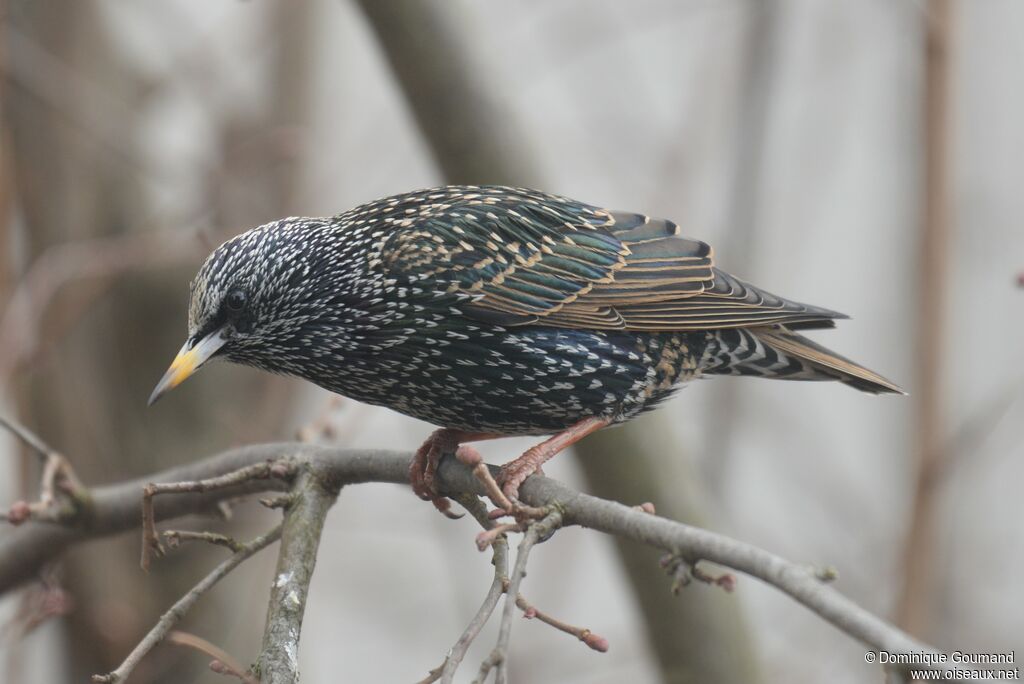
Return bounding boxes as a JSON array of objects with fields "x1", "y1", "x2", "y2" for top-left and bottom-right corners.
[
  {"x1": 474, "y1": 521, "x2": 525, "y2": 552},
  {"x1": 434, "y1": 495, "x2": 510, "y2": 684},
  {"x1": 0, "y1": 415, "x2": 54, "y2": 463},
  {"x1": 141, "y1": 459, "x2": 294, "y2": 571},
  {"x1": 163, "y1": 530, "x2": 243, "y2": 553},
  {"x1": 415, "y1": 664, "x2": 446, "y2": 684},
  {"x1": 92, "y1": 524, "x2": 282, "y2": 684},
  {"x1": 430, "y1": 496, "x2": 606, "y2": 682},
  {"x1": 256, "y1": 466, "x2": 339, "y2": 684},
  {"x1": 167, "y1": 631, "x2": 258, "y2": 684},
  {"x1": 0, "y1": 415, "x2": 86, "y2": 525},
  {"x1": 512, "y1": 591, "x2": 608, "y2": 653},
  {"x1": 0, "y1": 443, "x2": 987, "y2": 681},
  {"x1": 474, "y1": 510, "x2": 564, "y2": 684}
]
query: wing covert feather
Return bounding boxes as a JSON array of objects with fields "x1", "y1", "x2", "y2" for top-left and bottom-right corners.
[{"x1": 378, "y1": 187, "x2": 844, "y2": 331}]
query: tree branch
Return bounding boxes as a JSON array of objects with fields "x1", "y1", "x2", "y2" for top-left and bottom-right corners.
[
  {"x1": 256, "y1": 465, "x2": 338, "y2": 684},
  {"x1": 0, "y1": 442, "x2": 978, "y2": 680}
]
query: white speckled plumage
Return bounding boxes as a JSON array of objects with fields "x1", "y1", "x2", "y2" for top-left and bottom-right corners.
[{"x1": 173, "y1": 185, "x2": 901, "y2": 436}]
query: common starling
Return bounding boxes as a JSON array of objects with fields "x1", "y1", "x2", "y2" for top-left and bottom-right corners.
[{"x1": 150, "y1": 185, "x2": 902, "y2": 511}]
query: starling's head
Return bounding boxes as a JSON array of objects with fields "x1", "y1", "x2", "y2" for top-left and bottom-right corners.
[{"x1": 149, "y1": 218, "x2": 344, "y2": 405}]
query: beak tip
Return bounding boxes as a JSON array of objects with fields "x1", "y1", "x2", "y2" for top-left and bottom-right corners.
[
  {"x1": 149, "y1": 331, "x2": 226, "y2": 407},
  {"x1": 148, "y1": 378, "x2": 172, "y2": 406}
]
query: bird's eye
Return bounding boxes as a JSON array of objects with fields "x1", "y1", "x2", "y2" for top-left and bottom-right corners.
[{"x1": 225, "y1": 289, "x2": 248, "y2": 313}]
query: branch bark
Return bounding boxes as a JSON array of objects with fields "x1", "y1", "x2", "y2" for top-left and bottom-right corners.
[
  {"x1": 0, "y1": 442, "x2": 978, "y2": 680},
  {"x1": 256, "y1": 466, "x2": 339, "y2": 684}
]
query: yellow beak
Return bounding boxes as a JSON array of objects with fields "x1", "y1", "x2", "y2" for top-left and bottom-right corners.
[{"x1": 148, "y1": 330, "x2": 228, "y2": 405}]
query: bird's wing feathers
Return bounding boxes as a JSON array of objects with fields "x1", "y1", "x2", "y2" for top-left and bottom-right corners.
[{"x1": 380, "y1": 187, "x2": 844, "y2": 331}]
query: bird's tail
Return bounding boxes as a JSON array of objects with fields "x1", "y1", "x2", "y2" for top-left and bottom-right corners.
[{"x1": 702, "y1": 326, "x2": 905, "y2": 395}]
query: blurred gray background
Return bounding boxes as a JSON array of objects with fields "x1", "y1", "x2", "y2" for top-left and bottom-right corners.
[{"x1": 0, "y1": 1, "x2": 1021, "y2": 682}]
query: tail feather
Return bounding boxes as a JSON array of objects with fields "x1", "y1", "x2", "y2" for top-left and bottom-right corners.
[{"x1": 703, "y1": 326, "x2": 905, "y2": 395}]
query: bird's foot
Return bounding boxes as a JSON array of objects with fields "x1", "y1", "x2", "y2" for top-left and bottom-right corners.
[
  {"x1": 455, "y1": 445, "x2": 547, "y2": 521},
  {"x1": 410, "y1": 429, "x2": 499, "y2": 519},
  {"x1": 492, "y1": 417, "x2": 611, "y2": 520},
  {"x1": 409, "y1": 429, "x2": 465, "y2": 519}
]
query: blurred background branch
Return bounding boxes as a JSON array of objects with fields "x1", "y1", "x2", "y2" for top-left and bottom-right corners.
[
  {"x1": 355, "y1": 0, "x2": 541, "y2": 186},
  {"x1": 0, "y1": 1, "x2": 1020, "y2": 682},
  {"x1": 897, "y1": 0, "x2": 953, "y2": 636}
]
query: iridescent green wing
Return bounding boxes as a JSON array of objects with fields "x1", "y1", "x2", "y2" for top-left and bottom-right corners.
[{"x1": 381, "y1": 186, "x2": 842, "y2": 330}]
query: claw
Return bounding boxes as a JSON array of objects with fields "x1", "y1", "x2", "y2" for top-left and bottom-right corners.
[
  {"x1": 431, "y1": 496, "x2": 464, "y2": 519},
  {"x1": 409, "y1": 429, "x2": 498, "y2": 518}
]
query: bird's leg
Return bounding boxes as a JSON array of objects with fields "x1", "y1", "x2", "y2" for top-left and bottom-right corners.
[
  {"x1": 498, "y1": 417, "x2": 610, "y2": 506},
  {"x1": 410, "y1": 428, "x2": 498, "y2": 518}
]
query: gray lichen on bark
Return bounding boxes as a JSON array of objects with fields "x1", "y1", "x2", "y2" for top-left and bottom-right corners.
[{"x1": 256, "y1": 465, "x2": 339, "y2": 684}]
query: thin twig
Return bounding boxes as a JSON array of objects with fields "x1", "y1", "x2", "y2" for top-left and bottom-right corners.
[
  {"x1": 0, "y1": 415, "x2": 54, "y2": 463},
  {"x1": 167, "y1": 631, "x2": 258, "y2": 684},
  {"x1": 415, "y1": 663, "x2": 446, "y2": 684},
  {"x1": 433, "y1": 495, "x2": 509, "y2": 684},
  {"x1": 0, "y1": 415, "x2": 86, "y2": 525},
  {"x1": 512, "y1": 591, "x2": 608, "y2": 653},
  {"x1": 163, "y1": 530, "x2": 243, "y2": 553},
  {"x1": 428, "y1": 497, "x2": 593, "y2": 683},
  {"x1": 474, "y1": 510, "x2": 563, "y2": 684},
  {"x1": 474, "y1": 522, "x2": 525, "y2": 552},
  {"x1": 92, "y1": 524, "x2": 282, "y2": 684},
  {"x1": 141, "y1": 459, "x2": 294, "y2": 571}
]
